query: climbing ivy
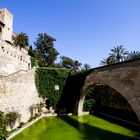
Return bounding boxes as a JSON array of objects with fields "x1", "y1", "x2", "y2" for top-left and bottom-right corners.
[{"x1": 35, "y1": 68, "x2": 70, "y2": 109}]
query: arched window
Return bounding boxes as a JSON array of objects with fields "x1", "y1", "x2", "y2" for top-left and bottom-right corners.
[{"x1": 0, "y1": 26, "x2": 2, "y2": 40}]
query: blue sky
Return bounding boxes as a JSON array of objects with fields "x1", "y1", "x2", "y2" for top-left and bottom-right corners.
[{"x1": 0, "y1": 0, "x2": 140, "y2": 67}]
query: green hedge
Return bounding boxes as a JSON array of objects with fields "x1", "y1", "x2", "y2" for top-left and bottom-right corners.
[
  {"x1": 35, "y1": 68, "x2": 70, "y2": 109},
  {"x1": 31, "y1": 57, "x2": 38, "y2": 67}
]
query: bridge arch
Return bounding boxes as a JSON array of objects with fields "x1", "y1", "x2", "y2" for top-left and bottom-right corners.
[
  {"x1": 77, "y1": 62, "x2": 140, "y2": 122},
  {"x1": 80, "y1": 83, "x2": 139, "y2": 122}
]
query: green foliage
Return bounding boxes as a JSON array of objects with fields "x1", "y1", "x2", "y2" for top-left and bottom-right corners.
[
  {"x1": 28, "y1": 45, "x2": 35, "y2": 57},
  {"x1": 59, "y1": 56, "x2": 82, "y2": 71},
  {"x1": 0, "y1": 111, "x2": 8, "y2": 139},
  {"x1": 83, "y1": 99, "x2": 96, "y2": 111},
  {"x1": 83, "y1": 86, "x2": 96, "y2": 111},
  {"x1": 109, "y1": 45, "x2": 128, "y2": 62},
  {"x1": 81, "y1": 63, "x2": 91, "y2": 71},
  {"x1": 126, "y1": 51, "x2": 140, "y2": 60},
  {"x1": 35, "y1": 68, "x2": 70, "y2": 109},
  {"x1": 58, "y1": 70, "x2": 93, "y2": 113},
  {"x1": 31, "y1": 57, "x2": 37, "y2": 67},
  {"x1": 13, "y1": 32, "x2": 29, "y2": 49},
  {"x1": 84, "y1": 84, "x2": 133, "y2": 111},
  {"x1": 100, "y1": 56, "x2": 115, "y2": 65},
  {"x1": 100, "y1": 45, "x2": 140, "y2": 66},
  {"x1": 34, "y1": 33, "x2": 59, "y2": 67},
  {"x1": 4, "y1": 112, "x2": 19, "y2": 129},
  {"x1": 101, "y1": 45, "x2": 128, "y2": 65}
]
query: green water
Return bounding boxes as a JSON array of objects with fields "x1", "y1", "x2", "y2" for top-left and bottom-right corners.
[{"x1": 11, "y1": 114, "x2": 140, "y2": 140}]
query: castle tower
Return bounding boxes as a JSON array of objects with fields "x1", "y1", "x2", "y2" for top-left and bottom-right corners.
[{"x1": 0, "y1": 8, "x2": 13, "y2": 42}]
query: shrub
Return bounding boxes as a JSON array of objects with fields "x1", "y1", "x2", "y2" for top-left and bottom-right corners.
[
  {"x1": 4, "y1": 112, "x2": 19, "y2": 129},
  {"x1": 0, "y1": 111, "x2": 8, "y2": 139},
  {"x1": 18, "y1": 122, "x2": 25, "y2": 128},
  {"x1": 83, "y1": 99, "x2": 96, "y2": 111}
]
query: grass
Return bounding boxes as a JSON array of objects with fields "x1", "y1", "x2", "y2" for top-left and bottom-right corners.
[{"x1": 11, "y1": 114, "x2": 140, "y2": 140}]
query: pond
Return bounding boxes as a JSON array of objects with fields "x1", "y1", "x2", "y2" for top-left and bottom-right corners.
[{"x1": 11, "y1": 114, "x2": 140, "y2": 140}]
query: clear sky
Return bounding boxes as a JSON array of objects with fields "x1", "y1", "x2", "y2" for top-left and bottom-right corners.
[{"x1": 0, "y1": 0, "x2": 140, "y2": 67}]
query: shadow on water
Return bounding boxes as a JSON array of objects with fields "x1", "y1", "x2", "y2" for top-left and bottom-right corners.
[
  {"x1": 92, "y1": 112, "x2": 140, "y2": 132},
  {"x1": 59, "y1": 115, "x2": 140, "y2": 140}
]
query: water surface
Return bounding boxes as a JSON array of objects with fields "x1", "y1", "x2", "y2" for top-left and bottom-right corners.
[{"x1": 11, "y1": 114, "x2": 140, "y2": 140}]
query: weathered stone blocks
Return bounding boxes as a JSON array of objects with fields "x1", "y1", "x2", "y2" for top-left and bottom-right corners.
[{"x1": 0, "y1": 68, "x2": 42, "y2": 122}]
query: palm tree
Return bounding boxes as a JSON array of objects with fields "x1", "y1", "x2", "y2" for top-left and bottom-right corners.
[
  {"x1": 83, "y1": 63, "x2": 91, "y2": 70},
  {"x1": 109, "y1": 45, "x2": 128, "y2": 63},
  {"x1": 100, "y1": 56, "x2": 115, "y2": 65},
  {"x1": 13, "y1": 32, "x2": 29, "y2": 50},
  {"x1": 126, "y1": 51, "x2": 140, "y2": 60}
]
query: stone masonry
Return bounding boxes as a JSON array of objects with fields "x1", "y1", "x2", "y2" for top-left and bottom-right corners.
[
  {"x1": 0, "y1": 68, "x2": 42, "y2": 122},
  {"x1": 0, "y1": 8, "x2": 31, "y2": 76},
  {"x1": 77, "y1": 59, "x2": 140, "y2": 122},
  {"x1": 0, "y1": 8, "x2": 41, "y2": 126},
  {"x1": 0, "y1": 40, "x2": 31, "y2": 76}
]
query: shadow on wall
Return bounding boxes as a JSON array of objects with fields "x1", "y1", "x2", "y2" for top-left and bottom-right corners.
[
  {"x1": 57, "y1": 70, "x2": 93, "y2": 113},
  {"x1": 59, "y1": 115, "x2": 140, "y2": 140}
]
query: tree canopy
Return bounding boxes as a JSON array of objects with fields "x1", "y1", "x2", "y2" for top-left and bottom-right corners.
[
  {"x1": 34, "y1": 33, "x2": 59, "y2": 67},
  {"x1": 109, "y1": 45, "x2": 128, "y2": 63},
  {"x1": 59, "y1": 56, "x2": 82, "y2": 71},
  {"x1": 100, "y1": 45, "x2": 140, "y2": 66},
  {"x1": 13, "y1": 32, "x2": 29, "y2": 49},
  {"x1": 100, "y1": 56, "x2": 115, "y2": 65},
  {"x1": 126, "y1": 51, "x2": 140, "y2": 60}
]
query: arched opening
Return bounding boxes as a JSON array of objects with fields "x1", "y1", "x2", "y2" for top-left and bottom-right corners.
[
  {"x1": 81, "y1": 84, "x2": 139, "y2": 123},
  {"x1": 0, "y1": 26, "x2": 2, "y2": 39}
]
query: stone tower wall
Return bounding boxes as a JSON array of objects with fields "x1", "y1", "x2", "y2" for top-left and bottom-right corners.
[{"x1": 0, "y1": 8, "x2": 13, "y2": 42}]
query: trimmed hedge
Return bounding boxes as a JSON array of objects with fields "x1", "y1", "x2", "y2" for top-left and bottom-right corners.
[{"x1": 35, "y1": 68, "x2": 70, "y2": 109}]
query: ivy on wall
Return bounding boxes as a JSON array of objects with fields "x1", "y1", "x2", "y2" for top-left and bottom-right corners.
[
  {"x1": 35, "y1": 68, "x2": 70, "y2": 109},
  {"x1": 58, "y1": 70, "x2": 92, "y2": 113}
]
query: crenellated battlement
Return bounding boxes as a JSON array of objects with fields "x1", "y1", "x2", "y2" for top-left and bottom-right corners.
[
  {"x1": 0, "y1": 8, "x2": 31, "y2": 76},
  {"x1": 0, "y1": 8, "x2": 13, "y2": 42},
  {"x1": 0, "y1": 40, "x2": 31, "y2": 76},
  {"x1": 0, "y1": 8, "x2": 13, "y2": 18}
]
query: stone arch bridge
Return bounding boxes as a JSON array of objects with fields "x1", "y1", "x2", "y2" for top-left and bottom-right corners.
[{"x1": 61, "y1": 58, "x2": 140, "y2": 122}]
